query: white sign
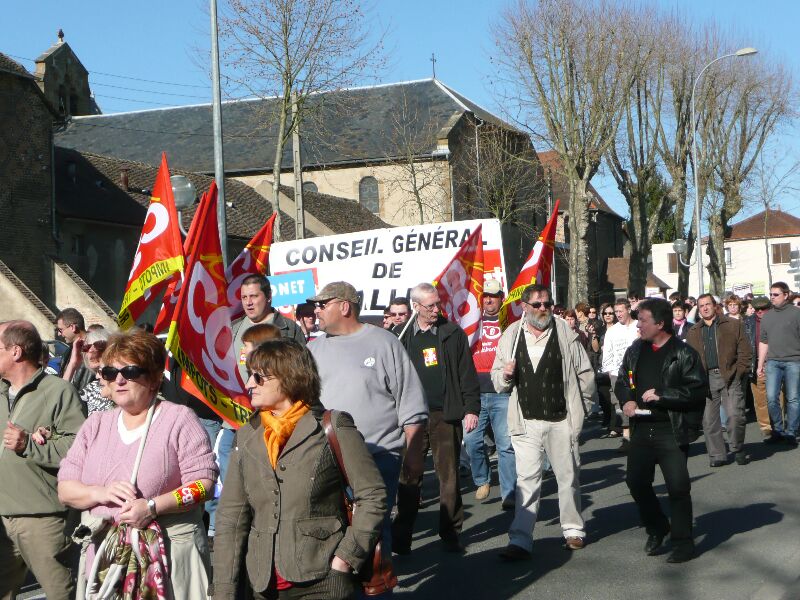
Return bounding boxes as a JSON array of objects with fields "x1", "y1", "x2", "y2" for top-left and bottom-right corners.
[
  {"x1": 731, "y1": 283, "x2": 753, "y2": 297},
  {"x1": 270, "y1": 219, "x2": 507, "y2": 316}
]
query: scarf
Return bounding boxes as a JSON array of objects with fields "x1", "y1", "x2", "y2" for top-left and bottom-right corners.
[{"x1": 260, "y1": 402, "x2": 310, "y2": 468}]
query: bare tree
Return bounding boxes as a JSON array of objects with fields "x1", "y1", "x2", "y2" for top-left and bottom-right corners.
[
  {"x1": 492, "y1": 0, "x2": 635, "y2": 305},
  {"x1": 218, "y1": 0, "x2": 384, "y2": 239}
]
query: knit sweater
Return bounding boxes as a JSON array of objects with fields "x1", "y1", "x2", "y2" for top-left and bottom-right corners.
[{"x1": 58, "y1": 401, "x2": 218, "y2": 520}]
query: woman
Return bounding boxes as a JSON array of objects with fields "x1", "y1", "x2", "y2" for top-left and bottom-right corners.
[
  {"x1": 592, "y1": 303, "x2": 617, "y2": 432},
  {"x1": 77, "y1": 327, "x2": 115, "y2": 414},
  {"x1": 58, "y1": 329, "x2": 218, "y2": 598},
  {"x1": 726, "y1": 295, "x2": 743, "y2": 319},
  {"x1": 672, "y1": 301, "x2": 690, "y2": 341},
  {"x1": 214, "y1": 339, "x2": 386, "y2": 600},
  {"x1": 564, "y1": 309, "x2": 589, "y2": 350}
]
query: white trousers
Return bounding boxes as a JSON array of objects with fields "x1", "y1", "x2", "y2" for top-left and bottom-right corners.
[{"x1": 508, "y1": 417, "x2": 584, "y2": 551}]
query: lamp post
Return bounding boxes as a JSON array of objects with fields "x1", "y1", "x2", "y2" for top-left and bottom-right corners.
[
  {"x1": 171, "y1": 175, "x2": 197, "y2": 237},
  {"x1": 690, "y1": 47, "x2": 757, "y2": 296}
]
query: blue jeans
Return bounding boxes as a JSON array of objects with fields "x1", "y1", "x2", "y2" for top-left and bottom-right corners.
[
  {"x1": 463, "y1": 393, "x2": 516, "y2": 501},
  {"x1": 765, "y1": 360, "x2": 800, "y2": 438},
  {"x1": 217, "y1": 427, "x2": 235, "y2": 493},
  {"x1": 364, "y1": 452, "x2": 401, "y2": 599},
  {"x1": 199, "y1": 418, "x2": 222, "y2": 532}
]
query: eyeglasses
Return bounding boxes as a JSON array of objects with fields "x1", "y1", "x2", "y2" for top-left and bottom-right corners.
[
  {"x1": 247, "y1": 371, "x2": 276, "y2": 386},
  {"x1": 522, "y1": 300, "x2": 554, "y2": 309},
  {"x1": 313, "y1": 299, "x2": 344, "y2": 310},
  {"x1": 81, "y1": 341, "x2": 107, "y2": 353},
  {"x1": 770, "y1": 292, "x2": 784, "y2": 297},
  {"x1": 417, "y1": 301, "x2": 441, "y2": 311},
  {"x1": 100, "y1": 365, "x2": 148, "y2": 382},
  {"x1": 603, "y1": 311, "x2": 614, "y2": 316},
  {"x1": 389, "y1": 312, "x2": 409, "y2": 317}
]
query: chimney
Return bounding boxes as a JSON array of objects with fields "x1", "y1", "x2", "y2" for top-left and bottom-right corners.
[{"x1": 120, "y1": 169, "x2": 129, "y2": 191}]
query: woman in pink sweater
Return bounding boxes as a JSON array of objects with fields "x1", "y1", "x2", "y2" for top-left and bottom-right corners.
[{"x1": 58, "y1": 329, "x2": 218, "y2": 598}]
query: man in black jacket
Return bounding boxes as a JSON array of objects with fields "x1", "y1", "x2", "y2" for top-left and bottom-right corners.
[
  {"x1": 615, "y1": 298, "x2": 706, "y2": 563},
  {"x1": 393, "y1": 282, "x2": 480, "y2": 554}
]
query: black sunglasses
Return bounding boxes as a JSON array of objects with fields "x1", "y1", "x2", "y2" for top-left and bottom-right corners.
[
  {"x1": 523, "y1": 300, "x2": 554, "y2": 309},
  {"x1": 313, "y1": 298, "x2": 343, "y2": 309},
  {"x1": 247, "y1": 371, "x2": 275, "y2": 386},
  {"x1": 100, "y1": 365, "x2": 147, "y2": 382},
  {"x1": 603, "y1": 311, "x2": 614, "y2": 315}
]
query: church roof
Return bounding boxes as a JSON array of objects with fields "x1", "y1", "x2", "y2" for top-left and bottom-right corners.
[{"x1": 54, "y1": 79, "x2": 522, "y2": 174}]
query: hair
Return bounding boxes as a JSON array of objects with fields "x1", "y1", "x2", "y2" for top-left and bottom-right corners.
[
  {"x1": 242, "y1": 323, "x2": 281, "y2": 346},
  {"x1": 87, "y1": 323, "x2": 105, "y2": 332},
  {"x1": 389, "y1": 297, "x2": 411, "y2": 311},
  {"x1": 246, "y1": 339, "x2": 320, "y2": 405},
  {"x1": 0, "y1": 320, "x2": 43, "y2": 363},
  {"x1": 789, "y1": 293, "x2": 800, "y2": 304},
  {"x1": 83, "y1": 327, "x2": 111, "y2": 370},
  {"x1": 668, "y1": 291, "x2": 683, "y2": 302},
  {"x1": 638, "y1": 298, "x2": 674, "y2": 335},
  {"x1": 553, "y1": 304, "x2": 566, "y2": 316},
  {"x1": 671, "y1": 301, "x2": 689, "y2": 312},
  {"x1": 726, "y1": 294, "x2": 742, "y2": 309},
  {"x1": 295, "y1": 302, "x2": 316, "y2": 318},
  {"x1": 56, "y1": 308, "x2": 86, "y2": 332},
  {"x1": 627, "y1": 293, "x2": 641, "y2": 302},
  {"x1": 383, "y1": 307, "x2": 392, "y2": 317},
  {"x1": 102, "y1": 329, "x2": 166, "y2": 387},
  {"x1": 772, "y1": 281, "x2": 791, "y2": 294},
  {"x1": 697, "y1": 293, "x2": 716, "y2": 306},
  {"x1": 564, "y1": 309, "x2": 577, "y2": 319},
  {"x1": 614, "y1": 298, "x2": 631, "y2": 309},
  {"x1": 241, "y1": 274, "x2": 272, "y2": 298},
  {"x1": 599, "y1": 302, "x2": 616, "y2": 320},
  {"x1": 574, "y1": 302, "x2": 589, "y2": 316},
  {"x1": 520, "y1": 284, "x2": 551, "y2": 303},
  {"x1": 410, "y1": 282, "x2": 437, "y2": 304}
]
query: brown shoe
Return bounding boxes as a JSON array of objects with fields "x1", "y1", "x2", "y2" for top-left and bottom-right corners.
[
  {"x1": 564, "y1": 536, "x2": 585, "y2": 550},
  {"x1": 475, "y1": 483, "x2": 491, "y2": 501},
  {"x1": 499, "y1": 544, "x2": 532, "y2": 561}
]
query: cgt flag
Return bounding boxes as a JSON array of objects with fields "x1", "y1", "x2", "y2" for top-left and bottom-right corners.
[
  {"x1": 118, "y1": 153, "x2": 185, "y2": 330},
  {"x1": 500, "y1": 199, "x2": 560, "y2": 328},
  {"x1": 166, "y1": 183, "x2": 252, "y2": 427},
  {"x1": 433, "y1": 224, "x2": 484, "y2": 348},
  {"x1": 225, "y1": 212, "x2": 276, "y2": 320}
]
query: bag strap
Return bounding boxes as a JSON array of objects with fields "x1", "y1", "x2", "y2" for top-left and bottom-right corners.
[{"x1": 322, "y1": 410, "x2": 350, "y2": 488}]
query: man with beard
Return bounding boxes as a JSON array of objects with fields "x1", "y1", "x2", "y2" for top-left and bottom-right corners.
[{"x1": 491, "y1": 284, "x2": 595, "y2": 560}]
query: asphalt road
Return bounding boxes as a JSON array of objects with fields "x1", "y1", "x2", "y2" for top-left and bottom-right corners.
[{"x1": 392, "y1": 419, "x2": 800, "y2": 600}]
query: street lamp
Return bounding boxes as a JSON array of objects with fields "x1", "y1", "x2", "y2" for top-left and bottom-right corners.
[
  {"x1": 690, "y1": 47, "x2": 757, "y2": 295},
  {"x1": 171, "y1": 175, "x2": 197, "y2": 237}
]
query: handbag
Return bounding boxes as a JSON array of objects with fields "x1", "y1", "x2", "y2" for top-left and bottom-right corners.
[{"x1": 322, "y1": 410, "x2": 398, "y2": 596}]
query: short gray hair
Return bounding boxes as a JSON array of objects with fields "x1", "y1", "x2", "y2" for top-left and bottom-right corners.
[
  {"x1": 410, "y1": 282, "x2": 437, "y2": 304},
  {"x1": 83, "y1": 327, "x2": 111, "y2": 369}
]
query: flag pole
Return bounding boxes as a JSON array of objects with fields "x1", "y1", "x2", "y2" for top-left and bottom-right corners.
[
  {"x1": 397, "y1": 310, "x2": 417, "y2": 341},
  {"x1": 510, "y1": 317, "x2": 525, "y2": 360}
]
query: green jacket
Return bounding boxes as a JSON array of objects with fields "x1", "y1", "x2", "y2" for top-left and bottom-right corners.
[{"x1": 0, "y1": 368, "x2": 86, "y2": 516}]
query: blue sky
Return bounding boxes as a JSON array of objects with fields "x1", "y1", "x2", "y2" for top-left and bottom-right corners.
[{"x1": 4, "y1": 0, "x2": 799, "y2": 220}]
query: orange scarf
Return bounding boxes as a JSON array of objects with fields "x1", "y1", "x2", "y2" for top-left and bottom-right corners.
[{"x1": 260, "y1": 402, "x2": 310, "y2": 468}]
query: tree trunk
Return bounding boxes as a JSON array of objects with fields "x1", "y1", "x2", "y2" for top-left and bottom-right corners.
[
  {"x1": 706, "y1": 211, "x2": 726, "y2": 296},
  {"x1": 567, "y1": 176, "x2": 591, "y2": 305},
  {"x1": 271, "y1": 99, "x2": 290, "y2": 241},
  {"x1": 764, "y1": 210, "x2": 773, "y2": 287}
]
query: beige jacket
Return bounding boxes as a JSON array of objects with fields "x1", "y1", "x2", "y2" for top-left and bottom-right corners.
[{"x1": 491, "y1": 317, "x2": 595, "y2": 439}]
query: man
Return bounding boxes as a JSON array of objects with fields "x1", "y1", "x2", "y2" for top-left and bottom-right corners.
[
  {"x1": 602, "y1": 298, "x2": 640, "y2": 450},
  {"x1": 744, "y1": 296, "x2": 775, "y2": 440},
  {"x1": 395, "y1": 282, "x2": 480, "y2": 553},
  {"x1": 464, "y1": 279, "x2": 516, "y2": 509},
  {"x1": 757, "y1": 281, "x2": 800, "y2": 446},
  {"x1": 55, "y1": 307, "x2": 93, "y2": 391},
  {"x1": 686, "y1": 294, "x2": 752, "y2": 466},
  {"x1": 306, "y1": 281, "x2": 428, "y2": 558},
  {"x1": 491, "y1": 284, "x2": 594, "y2": 560},
  {"x1": 615, "y1": 299, "x2": 706, "y2": 563},
  {"x1": 388, "y1": 297, "x2": 412, "y2": 331},
  {"x1": 382, "y1": 307, "x2": 393, "y2": 329},
  {"x1": 0, "y1": 320, "x2": 86, "y2": 599}
]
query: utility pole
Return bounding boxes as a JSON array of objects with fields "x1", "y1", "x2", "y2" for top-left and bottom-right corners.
[
  {"x1": 210, "y1": 0, "x2": 228, "y2": 264},
  {"x1": 292, "y1": 92, "x2": 305, "y2": 240}
]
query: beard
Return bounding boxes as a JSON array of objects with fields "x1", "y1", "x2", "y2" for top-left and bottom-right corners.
[{"x1": 525, "y1": 311, "x2": 553, "y2": 330}]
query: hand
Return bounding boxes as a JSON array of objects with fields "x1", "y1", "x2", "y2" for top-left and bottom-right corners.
[
  {"x1": 117, "y1": 498, "x2": 153, "y2": 529},
  {"x1": 31, "y1": 426, "x2": 52, "y2": 446},
  {"x1": 622, "y1": 401, "x2": 638, "y2": 418},
  {"x1": 402, "y1": 448, "x2": 424, "y2": 482},
  {"x1": 330, "y1": 555, "x2": 352, "y2": 573},
  {"x1": 69, "y1": 340, "x2": 84, "y2": 366},
  {"x1": 463, "y1": 413, "x2": 478, "y2": 433},
  {"x1": 94, "y1": 481, "x2": 137, "y2": 507},
  {"x1": 641, "y1": 389, "x2": 660, "y2": 403},
  {"x1": 757, "y1": 365, "x2": 765, "y2": 379},
  {"x1": 3, "y1": 421, "x2": 28, "y2": 453},
  {"x1": 503, "y1": 360, "x2": 516, "y2": 381}
]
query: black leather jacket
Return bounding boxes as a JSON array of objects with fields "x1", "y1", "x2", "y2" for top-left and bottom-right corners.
[{"x1": 614, "y1": 336, "x2": 707, "y2": 445}]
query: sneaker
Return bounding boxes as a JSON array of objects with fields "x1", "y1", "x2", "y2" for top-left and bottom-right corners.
[
  {"x1": 475, "y1": 483, "x2": 491, "y2": 501},
  {"x1": 501, "y1": 496, "x2": 516, "y2": 511},
  {"x1": 564, "y1": 536, "x2": 585, "y2": 550},
  {"x1": 735, "y1": 450, "x2": 748, "y2": 465}
]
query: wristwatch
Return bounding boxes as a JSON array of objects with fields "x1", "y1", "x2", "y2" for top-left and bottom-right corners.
[{"x1": 147, "y1": 498, "x2": 158, "y2": 518}]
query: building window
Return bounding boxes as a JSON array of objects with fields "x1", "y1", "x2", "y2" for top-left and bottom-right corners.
[
  {"x1": 668, "y1": 253, "x2": 678, "y2": 274},
  {"x1": 724, "y1": 247, "x2": 732, "y2": 267},
  {"x1": 772, "y1": 243, "x2": 790, "y2": 264},
  {"x1": 302, "y1": 181, "x2": 318, "y2": 194},
  {"x1": 359, "y1": 176, "x2": 379, "y2": 213}
]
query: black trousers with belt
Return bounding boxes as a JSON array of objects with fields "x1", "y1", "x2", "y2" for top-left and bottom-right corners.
[{"x1": 626, "y1": 421, "x2": 694, "y2": 548}]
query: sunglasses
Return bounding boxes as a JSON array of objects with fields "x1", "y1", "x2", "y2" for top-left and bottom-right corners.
[
  {"x1": 81, "y1": 341, "x2": 107, "y2": 353},
  {"x1": 770, "y1": 293, "x2": 784, "y2": 297},
  {"x1": 389, "y1": 312, "x2": 408, "y2": 317},
  {"x1": 313, "y1": 299, "x2": 343, "y2": 309},
  {"x1": 247, "y1": 371, "x2": 276, "y2": 386},
  {"x1": 523, "y1": 300, "x2": 554, "y2": 309},
  {"x1": 100, "y1": 365, "x2": 148, "y2": 382}
]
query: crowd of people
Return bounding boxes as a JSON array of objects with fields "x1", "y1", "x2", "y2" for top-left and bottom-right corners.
[{"x1": 1, "y1": 276, "x2": 799, "y2": 598}]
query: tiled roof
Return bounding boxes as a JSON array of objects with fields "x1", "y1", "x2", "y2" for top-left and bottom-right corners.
[
  {"x1": 0, "y1": 259, "x2": 57, "y2": 321},
  {"x1": 726, "y1": 209, "x2": 800, "y2": 241},
  {"x1": 54, "y1": 147, "x2": 388, "y2": 240},
  {"x1": 537, "y1": 151, "x2": 621, "y2": 218},
  {"x1": 606, "y1": 257, "x2": 669, "y2": 290},
  {"x1": 54, "y1": 79, "x2": 516, "y2": 174},
  {"x1": 0, "y1": 52, "x2": 33, "y2": 78}
]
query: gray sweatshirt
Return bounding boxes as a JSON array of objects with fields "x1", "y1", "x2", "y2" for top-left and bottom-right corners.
[
  {"x1": 760, "y1": 303, "x2": 800, "y2": 361},
  {"x1": 308, "y1": 324, "x2": 428, "y2": 455}
]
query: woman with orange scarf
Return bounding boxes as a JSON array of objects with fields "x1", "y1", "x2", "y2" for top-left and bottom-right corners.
[{"x1": 213, "y1": 339, "x2": 386, "y2": 600}]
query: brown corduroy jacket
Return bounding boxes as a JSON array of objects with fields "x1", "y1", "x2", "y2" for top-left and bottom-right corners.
[{"x1": 686, "y1": 315, "x2": 752, "y2": 385}]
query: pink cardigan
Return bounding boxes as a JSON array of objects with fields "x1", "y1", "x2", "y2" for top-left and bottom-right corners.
[{"x1": 59, "y1": 401, "x2": 218, "y2": 519}]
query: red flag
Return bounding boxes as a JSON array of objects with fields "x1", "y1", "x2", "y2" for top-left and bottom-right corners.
[
  {"x1": 433, "y1": 225, "x2": 484, "y2": 348},
  {"x1": 166, "y1": 183, "x2": 252, "y2": 427},
  {"x1": 224, "y1": 212, "x2": 276, "y2": 319},
  {"x1": 118, "y1": 153, "x2": 185, "y2": 330},
  {"x1": 500, "y1": 199, "x2": 560, "y2": 327}
]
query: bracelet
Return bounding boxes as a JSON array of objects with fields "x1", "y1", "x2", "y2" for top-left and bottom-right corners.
[{"x1": 173, "y1": 480, "x2": 207, "y2": 508}]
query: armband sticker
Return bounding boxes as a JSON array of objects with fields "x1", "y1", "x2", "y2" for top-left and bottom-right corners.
[{"x1": 173, "y1": 480, "x2": 207, "y2": 507}]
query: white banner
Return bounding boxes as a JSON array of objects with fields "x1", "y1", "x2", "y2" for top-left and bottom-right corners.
[{"x1": 270, "y1": 219, "x2": 507, "y2": 317}]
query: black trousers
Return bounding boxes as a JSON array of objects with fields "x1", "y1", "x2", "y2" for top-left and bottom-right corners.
[
  {"x1": 626, "y1": 421, "x2": 694, "y2": 547},
  {"x1": 392, "y1": 410, "x2": 464, "y2": 549}
]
